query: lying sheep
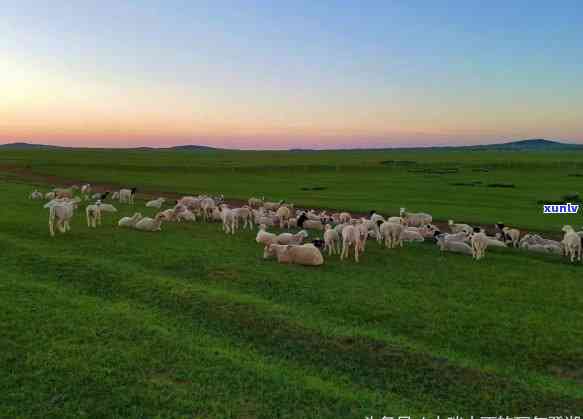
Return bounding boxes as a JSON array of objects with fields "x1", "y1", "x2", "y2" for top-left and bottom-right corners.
[
  {"x1": 323, "y1": 225, "x2": 340, "y2": 255},
  {"x1": 276, "y1": 230, "x2": 309, "y2": 245},
  {"x1": 400, "y1": 208, "x2": 432, "y2": 227},
  {"x1": 400, "y1": 228, "x2": 424, "y2": 243},
  {"x1": 448, "y1": 220, "x2": 472, "y2": 234},
  {"x1": 256, "y1": 225, "x2": 278, "y2": 258},
  {"x1": 495, "y1": 223, "x2": 520, "y2": 247},
  {"x1": 118, "y1": 212, "x2": 143, "y2": 228},
  {"x1": 134, "y1": 213, "x2": 164, "y2": 232},
  {"x1": 176, "y1": 209, "x2": 196, "y2": 222},
  {"x1": 145, "y1": 197, "x2": 166, "y2": 209},
  {"x1": 436, "y1": 235, "x2": 473, "y2": 255},
  {"x1": 267, "y1": 244, "x2": 324, "y2": 266}
]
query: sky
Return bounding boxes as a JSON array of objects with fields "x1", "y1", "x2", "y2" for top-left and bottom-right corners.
[{"x1": 1, "y1": 0, "x2": 582, "y2": 149}]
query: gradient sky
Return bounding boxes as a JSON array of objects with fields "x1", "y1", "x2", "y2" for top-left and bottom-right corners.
[{"x1": 1, "y1": 1, "x2": 582, "y2": 149}]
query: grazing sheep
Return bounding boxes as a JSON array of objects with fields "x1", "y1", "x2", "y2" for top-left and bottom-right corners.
[
  {"x1": 219, "y1": 205, "x2": 236, "y2": 234},
  {"x1": 29, "y1": 190, "x2": 43, "y2": 200},
  {"x1": 323, "y1": 224, "x2": 340, "y2": 255},
  {"x1": 340, "y1": 225, "x2": 361, "y2": 262},
  {"x1": 380, "y1": 221, "x2": 403, "y2": 249},
  {"x1": 400, "y1": 208, "x2": 432, "y2": 227},
  {"x1": 436, "y1": 235, "x2": 473, "y2": 255},
  {"x1": 448, "y1": 220, "x2": 472, "y2": 234},
  {"x1": 232, "y1": 207, "x2": 253, "y2": 230},
  {"x1": 145, "y1": 197, "x2": 166, "y2": 209},
  {"x1": 275, "y1": 206, "x2": 292, "y2": 229},
  {"x1": 256, "y1": 225, "x2": 278, "y2": 258},
  {"x1": 267, "y1": 244, "x2": 324, "y2": 266},
  {"x1": 119, "y1": 188, "x2": 137, "y2": 205},
  {"x1": 561, "y1": 225, "x2": 582, "y2": 263},
  {"x1": 495, "y1": 223, "x2": 520, "y2": 247},
  {"x1": 118, "y1": 212, "x2": 143, "y2": 228},
  {"x1": 134, "y1": 213, "x2": 164, "y2": 232},
  {"x1": 276, "y1": 230, "x2": 309, "y2": 245},
  {"x1": 44, "y1": 198, "x2": 78, "y2": 237},
  {"x1": 470, "y1": 230, "x2": 489, "y2": 260}
]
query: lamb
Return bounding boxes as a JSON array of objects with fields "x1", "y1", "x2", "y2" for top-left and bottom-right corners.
[
  {"x1": 275, "y1": 206, "x2": 292, "y2": 229},
  {"x1": 29, "y1": 190, "x2": 43, "y2": 200},
  {"x1": 448, "y1": 220, "x2": 472, "y2": 234},
  {"x1": 256, "y1": 224, "x2": 278, "y2": 258},
  {"x1": 339, "y1": 212, "x2": 351, "y2": 223},
  {"x1": 44, "y1": 198, "x2": 77, "y2": 237},
  {"x1": 561, "y1": 225, "x2": 582, "y2": 263},
  {"x1": 340, "y1": 225, "x2": 361, "y2": 262},
  {"x1": 380, "y1": 221, "x2": 403, "y2": 249},
  {"x1": 118, "y1": 212, "x2": 143, "y2": 228},
  {"x1": 495, "y1": 223, "x2": 520, "y2": 247},
  {"x1": 400, "y1": 208, "x2": 432, "y2": 227},
  {"x1": 436, "y1": 231, "x2": 469, "y2": 243},
  {"x1": 176, "y1": 209, "x2": 196, "y2": 222},
  {"x1": 118, "y1": 188, "x2": 137, "y2": 205},
  {"x1": 133, "y1": 213, "x2": 164, "y2": 232},
  {"x1": 266, "y1": 244, "x2": 324, "y2": 266},
  {"x1": 145, "y1": 197, "x2": 166, "y2": 209},
  {"x1": 200, "y1": 197, "x2": 216, "y2": 222},
  {"x1": 470, "y1": 230, "x2": 489, "y2": 260},
  {"x1": 275, "y1": 230, "x2": 309, "y2": 245},
  {"x1": 231, "y1": 206, "x2": 253, "y2": 230},
  {"x1": 158, "y1": 208, "x2": 177, "y2": 222},
  {"x1": 400, "y1": 228, "x2": 425, "y2": 243},
  {"x1": 435, "y1": 235, "x2": 473, "y2": 255},
  {"x1": 387, "y1": 216, "x2": 406, "y2": 225},
  {"x1": 86, "y1": 201, "x2": 118, "y2": 227},
  {"x1": 219, "y1": 205, "x2": 236, "y2": 234},
  {"x1": 323, "y1": 224, "x2": 340, "y2": 255}
]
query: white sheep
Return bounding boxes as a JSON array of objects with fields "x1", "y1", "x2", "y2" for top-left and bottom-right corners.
[
  {"x1": 256, "y1": 224, "x2": 278, "y2": 259},
  {"x1": 264, "y1": 200, "x2": 284, "y2": 211},
  {"x1": 118, "y1": 188, "x2": 137, "y2": 205},
  {"x1": 219, "y1": 205, "x2": 236, "y2": 234},
  {"x1": 176, "y1": 209, "x2": 196, "y2": 222},
  {"x1": 275, "y1": 230, "x2": 309, "y2": 245},
  {"x1": 495, "y1": 223, "x2": 520, "y2": 247},
  {"x1": 323, "y1": 224, "x2": 340, "y2": 255},
  {"x1": 118, "y1": 212, "x2": 143, "y2": 228},
  {"x1": 133, "y1": 213, "x2": 164, "y2": 232},
  {"x1": 448, "y1": 220, "x2": 472, "y2": 234},
  {"x1": 400, "y1": 228, "x2": 425, "y2": 243},
  {"x1": 400, "y1": 208, "x2": 432, "y2": 227},
  {"x1": 561, "y1": 225, "x2": 582, "y2": 263},
  {"x1": 266, "y1": 244, "x2": 324, "y2": 266},
  {"x1": 200, "y1": 197, "x2": 216, "y2": 222},
  {"x1": 380, "y1": 221, "x2": 403, "y2": 249},
  {"x1": 248, "y1": 197, "x2": 264, "y2": 209},
  {"x1": 44, "y1": 198, "x2": 78, "y2": 237},
  {"x1": 275, "y1": 206, "x2": 292, "y2": 229},
  {"x1": 340, "y1": 225, "x2": 361, "y2": 262},
  {"x1": 436, "y1": 235, "x2": 473, "y2": 255},
  {"x1": 145, "y1": 197, "x2": 166, "y2": 209},
  {"x1": 339, "y1": 212, "x2": 351, "y2": 223},
  {"x1": 232, "y1": 207, "x2": 254, "y2": 230},
  {"x1": 470, "y1": 231, "x2": 489, "y2": 260}
]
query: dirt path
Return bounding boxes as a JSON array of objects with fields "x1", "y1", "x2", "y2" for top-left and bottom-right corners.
[{"x1": 0, "y1": 164, "x2": 547, "y2": 239}]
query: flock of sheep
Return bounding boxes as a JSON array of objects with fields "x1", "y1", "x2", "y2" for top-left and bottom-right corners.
[{"x1": 30, "y1": 184, "x2": 583, "y2": 266}]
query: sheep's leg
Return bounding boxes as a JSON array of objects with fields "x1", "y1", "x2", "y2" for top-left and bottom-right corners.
[{"x1": 49, "y1": 220, "x2": 55, "y2": 237}]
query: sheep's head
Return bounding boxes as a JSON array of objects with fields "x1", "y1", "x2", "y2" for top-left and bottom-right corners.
[
  {"x1": 298, "y1": 230, "x2": 309, "y2": 238},
  {"x1": 448, "y1": 220, "x2": 454, "y2": 225},
  {"x1": 562, "y1": 225, "x2": 574, "y2": 233}
]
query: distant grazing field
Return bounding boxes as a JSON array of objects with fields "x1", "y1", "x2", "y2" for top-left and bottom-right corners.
[{"x1": 1, "y1": 148, "x2": 583, "y2": 417}]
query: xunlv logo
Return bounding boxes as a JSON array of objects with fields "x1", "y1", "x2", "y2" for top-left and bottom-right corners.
[{"x1": 543, "y1": 203, "x2": 580, "y2": 214}]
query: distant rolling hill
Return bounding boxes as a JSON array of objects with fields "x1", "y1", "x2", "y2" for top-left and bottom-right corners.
[{"x1": 0, "y1": 139, "x2": 580, "y2": 151}]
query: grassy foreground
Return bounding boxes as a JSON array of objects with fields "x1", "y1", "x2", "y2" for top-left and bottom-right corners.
[{"x1": 1, "y1": 175, "x2": 583, "y2": 417}]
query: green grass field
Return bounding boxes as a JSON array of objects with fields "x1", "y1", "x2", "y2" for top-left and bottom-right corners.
[{"x1": 1, "y1": 148, "x2": 583, "y2": 417}]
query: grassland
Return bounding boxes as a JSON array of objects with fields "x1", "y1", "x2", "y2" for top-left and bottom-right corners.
[{"x1": 1, "y1": 148, "x2": 583, "y2": 417}]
